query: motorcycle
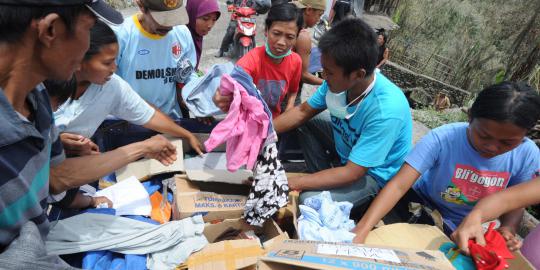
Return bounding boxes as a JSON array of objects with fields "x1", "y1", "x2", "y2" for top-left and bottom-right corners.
[{"x1": 230, "y1": 4, "x2": 257, "y2": 58}]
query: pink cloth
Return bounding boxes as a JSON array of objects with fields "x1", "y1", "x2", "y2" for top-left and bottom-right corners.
[{"x1": 205, "y1": 74, "x2": 269, "y2": 171}]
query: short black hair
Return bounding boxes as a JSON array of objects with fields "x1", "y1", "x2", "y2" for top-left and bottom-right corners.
[
  {"x1": 0, "y1": 5, "x2": 90, "y2": 43},
  {"x1": 318, "y1": 18, "x2": 378, "y2": 76},
  {"x1": 470, "y1": 81, "x2": 540, "y2": 130},
  {"x1": 44, "y1": 76, "x2": 77, "y2": 105},
  {"x1": 84, "y1": 20, "x2": 117, "y2": 60},
  {"x1": 265, "y1": 3, "x2": 302, "y2": 32}
]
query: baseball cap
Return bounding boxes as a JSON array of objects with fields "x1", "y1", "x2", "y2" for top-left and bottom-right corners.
[
  {"x1": 0, "y1": 0, "x2": 123, "y2": 25},
  {"x1": 140, "y1": 0, "x2": 188, "y2": 27},
  {"x1": 291, "y1": 0, "x2": 326, "y2": 11}
]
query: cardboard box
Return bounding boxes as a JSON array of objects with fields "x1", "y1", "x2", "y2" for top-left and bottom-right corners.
[
  {"x1": 173, "y1": 173, "x2": 305, "y2": 223},
  {"x1": 173, "y1": 175, "x2": 250, "y2": 222},
  {"x1": 184, "y1": 152, "x2": 253, "y2": 185},
  {"x1": 257, "y1": 239, "x2": 455, "y2": 270},
  {"x1": 182, "y1": 218, "x2": 289, "y2": 270},
  {"x1": 115, "y1": 138, "x2": 184, "y2": 181},
  {"x1": 364, "y1": 223, "x2": 534, "y2": 270}
]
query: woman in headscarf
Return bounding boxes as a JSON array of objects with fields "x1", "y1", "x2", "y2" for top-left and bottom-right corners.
[{"x1": 186, "y1": 0, "x2": 221, "y2": 71}]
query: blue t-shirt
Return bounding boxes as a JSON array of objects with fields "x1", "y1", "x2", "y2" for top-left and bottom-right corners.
[
  {"x1": 409, "y1": 122, "x2": 540, "y2": 231},
  {"x1": 307, "y1": 73, "x2": 412, "y2": 186},
  {"x1": 114, "y1": 15, "x2": 198, "y2": 119}
]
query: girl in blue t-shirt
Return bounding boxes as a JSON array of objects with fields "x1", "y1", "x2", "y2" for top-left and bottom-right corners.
[{"x1": 351, "y1": 81, "x2": 540, "y2": 252}]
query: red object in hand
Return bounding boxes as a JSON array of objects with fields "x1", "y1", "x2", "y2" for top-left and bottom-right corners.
[{"x1": 468, "y1": 222, "x2": 514, "y2": 270}]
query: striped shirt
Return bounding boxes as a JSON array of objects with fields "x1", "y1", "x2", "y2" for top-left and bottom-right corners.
[{"x1": 0, "y1": 85, "x2": 65, "y2": 248}]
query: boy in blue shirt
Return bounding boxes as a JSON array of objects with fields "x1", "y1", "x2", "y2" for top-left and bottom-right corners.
[
  {"x1": 272, "y1": 18, "x2": 412, "y2": 208},
  {"x1": 114, "y1": 0, "x2": 198, "y2": 119}
]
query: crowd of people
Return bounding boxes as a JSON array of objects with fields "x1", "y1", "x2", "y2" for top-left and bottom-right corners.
[{"x1": 0, "y1": 0, "x2": 539, "y2": 268}]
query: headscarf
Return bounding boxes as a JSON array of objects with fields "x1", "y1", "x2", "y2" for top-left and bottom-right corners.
[{"x1": 186, "y1": 0, "x2": 221, "y2": 69}]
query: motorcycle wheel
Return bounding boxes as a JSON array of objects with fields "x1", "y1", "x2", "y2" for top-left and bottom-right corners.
[
  {"x1": 240, "y1": 46, "x2": 251, "y2": 58},
  {"x1": 236, "y1": 42, "x2": 254, "y2": 59}
]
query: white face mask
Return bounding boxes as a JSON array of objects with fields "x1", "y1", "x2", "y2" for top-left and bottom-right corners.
[
  {"x1": 325, "y1": 75, "x2": 377, "y2": 119},
  {"x1": 325, "y1": 90, "x2": 364, "y2": 119}
]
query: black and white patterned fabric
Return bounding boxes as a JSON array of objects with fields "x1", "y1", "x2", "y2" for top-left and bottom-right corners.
[{"x1": 243, "y1": 143, "x2": 289, "y2": 226}]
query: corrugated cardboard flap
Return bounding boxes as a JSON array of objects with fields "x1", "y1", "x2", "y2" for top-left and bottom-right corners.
[
  {"x1": 187, "y1": 239, "x2": 264, "y2": 270},
  {"x1": 365, "y1": 223, "x2": 451, "y2": 250},
  {"x1": 258, "y1": 239, "x2": 455, "y2": 270},
  {"x1": 116, "y1": 138, "x2": 184, "y2": 181},
  {"x1": 173, "y1": 175, "x2": 249, "y2": 222},
  {"x1": 186, "y1": 218, "x2": 289, "y2": 270}
]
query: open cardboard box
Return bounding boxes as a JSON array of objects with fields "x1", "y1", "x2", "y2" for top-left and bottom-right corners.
[
  {"x1": 173, "y1": 174, "x2": 250, "y2": 222},
  {"x1": 287, "y1": 191, "x2": 534, "y2": 269},
  {"x1": 173, "y1": 173, "x2": 307, "y2": 223},
  {"x1": 181, "y1": 218, "x2": 289, "y2": 270},
  {"x1": 257, "y1": 239, "x2": 455, "y2": 270},
  {"x1": 364, "y1": 223, "x2": 535, "y2": 270},
  {"x1": 115, "y1": 138, "x2": 185, "y2": 181}
]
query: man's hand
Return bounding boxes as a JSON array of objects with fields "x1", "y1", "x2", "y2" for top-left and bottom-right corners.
[
  {"x1": 187, "y1": 134, "x2": 205, "y2": 156},
  {"x1": 60, "y1": 133, "x2": 100, "y2": 156},
  {"x1": 498, "y1": 226, "x2": 522, "y2": 252},
  {"x1": 141, "y1": 135, "x2": 178, "y2": 165},
  {"x1": 213, "y1": 88, "x2": 233, "y2": 113},
  {"x1": 288, "y1": 176, "x2": 302, "y2": 191},
  {"x1": 451, "y1": 211, "x2": 485, "y2": 255},
  {"x1": 90, "y1": 196, "x2": 113, "y2": 208}
]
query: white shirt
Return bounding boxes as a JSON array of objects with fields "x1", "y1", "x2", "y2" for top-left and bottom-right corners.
[{"x1": 54, "y1": 74, "x2": 155, "y2": 138}]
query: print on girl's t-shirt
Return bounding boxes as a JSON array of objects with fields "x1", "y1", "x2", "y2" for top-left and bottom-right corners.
[
  {"x1": 441, "y1": 164, "x2": 510, "y2": 206},
  {"x1": 258, "y1": 79, "x2": 286, "y2": 109}
]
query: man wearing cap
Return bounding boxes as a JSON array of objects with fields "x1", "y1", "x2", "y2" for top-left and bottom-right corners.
[
  {"x1": 0, "y1": 1, "x2": 178, "y2": 265},
  {"x1": 114, "y1": 0, "x2": 198, "y2": 120},
  {"x1": 292, "y1": 0, "x2": 326, "y2": 87}
]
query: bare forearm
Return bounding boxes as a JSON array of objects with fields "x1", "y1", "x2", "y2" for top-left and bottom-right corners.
[
  {"x1": 472, "y1": 179, "x2": 540, "y2": 223},
  {"x1": 284, "y1": 93, "x2": 297, "y2": 112},
  {"x1": 274, "y1": 102, "x2": 319, "y2": 134},
  {"x1": 302, "y1": 72, "x2": 323, "y2": 85},
  {"x1": 50, "y1": 142, "x2": 148, "y2": 194},
  {"x1": 297, "y1": 166, "x2": 366, "y2": 191},
  {"x1": 143, "y1": 110, "x2": 193, "y2": 139},
  {"x1": 353, "y1": 164, "x2": 420, "y2": 240}
]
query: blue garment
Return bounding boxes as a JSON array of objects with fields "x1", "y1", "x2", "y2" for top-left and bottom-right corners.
[
  {"x1": 307, "y1": 74, "x2": 412, "y2": 186},
  {"x1": 409, "y1": 123, "x2": 540, "y2": 231},
  {"x1": 297, "y1": 191, "x2": 356, "y2": 243},
  {"x1": 182, "y1": 62, "x2": 234, "y2": 117},
  {"x1": 114, "y1": 15, "x2": 198, "y2": 119},
  {"x1": 80, "y1": 179, "x2": 174, "y2": 270},
  {"x1": 0, "y1": 84, "x2": 65, "y2": 247},
  {"x1": 82, "y1": 210, "x2": 157, "y2": 270},
  {"x1": 308, "y1": 47, "x2": 322, "y2": 73},
  {"x1": 439, "y1": 242, "x2": 476, "y2": 270}
]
